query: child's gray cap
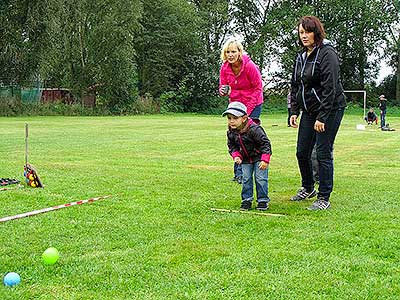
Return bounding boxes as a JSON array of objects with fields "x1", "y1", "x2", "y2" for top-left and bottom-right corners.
[{"x1": 222, "y1": 101, "x2": 247, "y2": 117}]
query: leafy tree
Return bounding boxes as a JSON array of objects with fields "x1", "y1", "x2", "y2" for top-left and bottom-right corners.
[
  {"x1": 259, "y1": 1, "x2": 311, "y2": 90},
  {"x1": 190, "y1": 0, "x2": 231, "y2": 54},
  {"x1": 381, "y1": 0, "x2": 399, "y2": 104},
  {"x1": 2, "y1": 0, "x2": 399, "y2": 113},
  {"x1": 136, "y1": 0, "x2": 232, "y2": 112},
  {"x1": 49, "y1": 0, "x2": 142, "y2": 111},
  {"x1": 231, "y1": 0, "x2": 277, "y2": 70},
  {"x1": 186, "y1": 0, "x2": 232, "y2": 112},
  {"x1": 261, "y1": 0, "x2": 395, "y2": 99},
  {"x1": 1, "y1": 0, "x2": 142, "y2": 112},
  {"x1": 376, "y1": 74, "x2": 397, "y2": 103},
  {"x1": 0, "y1": 0, "x2": 54, "y2": 86},
  {"x1": 135, "y1": 0, "x2": 201, "y2": 100},
  {"x1": 324, "y1": 0, "x2": 389, "y2": 90}
]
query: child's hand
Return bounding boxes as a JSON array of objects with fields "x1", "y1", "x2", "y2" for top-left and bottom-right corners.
[
  {"x1": 234, "y1": 157, "x2": 242, "y2": 165},
  {"x1": 258, "y1": 161, "x2": 269, "y2": 170}
]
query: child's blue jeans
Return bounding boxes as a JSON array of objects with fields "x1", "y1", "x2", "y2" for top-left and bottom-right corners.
[{"x1": 241, "y1": 162, "x2": 270, "y2": 203}]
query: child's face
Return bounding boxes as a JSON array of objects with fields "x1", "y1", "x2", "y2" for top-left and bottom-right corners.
[{"x1": 227, "y1": 114, "x2": 246, "y2": 129}]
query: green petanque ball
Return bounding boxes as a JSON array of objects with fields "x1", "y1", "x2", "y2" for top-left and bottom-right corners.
[{"x1": 42, "y1": 247, "x2": 60, "y2": 265}]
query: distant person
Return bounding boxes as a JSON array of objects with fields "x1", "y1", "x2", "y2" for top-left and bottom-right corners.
[
  {"x1": 365, "y1": 107, "x2": 378, "y2": 125},
  {"x1": 289, "y1": 16, "x2": 346, "y2": 210},
  {"x1": 219, "y1": 37, "x2": 264, "y2": 184},
  {"x1": 287, "y1": 92, "x2": 292, "y2": 127},
  {"x1": 223, "y1": 102, "x2": 272, "y2": 211},
  {"x1": 378, "y1": 95, "x2": 387, "y2": 128}
]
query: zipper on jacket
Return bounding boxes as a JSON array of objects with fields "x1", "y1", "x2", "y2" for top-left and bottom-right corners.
[
  {"x1": 300, "y1": 53, "x2": 309, "y2": 111},
  {"x1": 312, "y1": 88, "x2": 322, "y2": 103},
  {"x1": 238, "y1": 134, "x2": 251, "y2": 163},
  {"x1": 299, "y1": 48, "x2": 319, "y2": 112},
  {"x1": 311, "y1": 48, "x2": 320, "y2": 76},
  {"x1": 301, "y1": 81, "x2": 307, "y2": 111}
]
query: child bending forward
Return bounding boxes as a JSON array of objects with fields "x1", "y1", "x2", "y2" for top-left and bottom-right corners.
[{"x1": 223, "y1": 102, "x2": 272, "y2": 211}]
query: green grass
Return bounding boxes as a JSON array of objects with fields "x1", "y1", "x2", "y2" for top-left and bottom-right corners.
[{"x1": 0, "y1": 111, "x2": 399, "y2": 299}]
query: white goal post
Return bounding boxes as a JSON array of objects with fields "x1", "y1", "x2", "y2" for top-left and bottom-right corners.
[{"x1": 343, "y1": 90, "x2": 367, "y2": 117}]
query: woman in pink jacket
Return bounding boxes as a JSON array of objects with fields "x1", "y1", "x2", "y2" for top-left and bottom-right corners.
[{"x1": 219, "y1": 38, "x2": 264, "y2": 183}]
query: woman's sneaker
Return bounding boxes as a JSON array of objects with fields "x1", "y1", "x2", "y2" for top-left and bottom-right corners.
[
  {"x1": 290, "y1": 187, "x2": 316, "y2": 201},
  {"x1": 256, "y1": 202, "x2": 268, "y2": 211},
  {"x1": 240, "y1": 201, "x2": 252, "y2": 211},
  {"x1": 307, "y1": 198, "x2": 331, "y2": 210}
]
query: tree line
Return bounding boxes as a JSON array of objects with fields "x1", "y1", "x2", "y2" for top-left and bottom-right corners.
[{"x1": 1, "y1": 0, "x2": 399, "y2": 114}]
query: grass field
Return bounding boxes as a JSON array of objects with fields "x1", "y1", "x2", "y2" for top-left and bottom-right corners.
[{"x1": 0, "y1": 111, "x2": 399, "y2": 299}]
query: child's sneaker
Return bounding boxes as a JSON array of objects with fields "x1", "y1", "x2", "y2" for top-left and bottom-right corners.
[
  {"x1": 256, "y1": 202, "x2": 268, "y2": 211},
  {"x1": 240, "y1": 201, "x2": 251, "y2": 211},
  {"x1": 290, "y1": 187, "x2": 316, "y2": 201}
]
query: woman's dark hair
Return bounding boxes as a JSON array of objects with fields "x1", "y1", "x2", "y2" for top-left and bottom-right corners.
[{"x1": 297, "y1": 16, "x2": 326, "y2": 48}]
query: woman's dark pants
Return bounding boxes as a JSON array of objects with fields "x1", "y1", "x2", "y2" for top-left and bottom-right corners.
[{"x1": 296, "y1": 108, "x2": 344, "y2": 200}]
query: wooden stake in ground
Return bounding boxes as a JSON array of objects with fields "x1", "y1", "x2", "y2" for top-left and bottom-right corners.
[
  {"x1": 24, "y1": 123, "x2": 43, "y2": 188},
  {"x1": 210, "y1": 208, "x2": 286, "y2": 217}
]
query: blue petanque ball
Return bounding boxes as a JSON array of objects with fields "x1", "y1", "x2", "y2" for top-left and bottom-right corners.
[{"x1": 3, "y1": 272, "x2": 21, "y2": 287}]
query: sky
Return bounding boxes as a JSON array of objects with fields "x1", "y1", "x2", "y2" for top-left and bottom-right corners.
[{"x1": 376, "y1": 62, "x2": 393, "y2": 84}]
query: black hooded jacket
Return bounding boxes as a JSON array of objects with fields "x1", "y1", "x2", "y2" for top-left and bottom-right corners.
[
  {"x1": 227, "y1": 119, "x2": 272, "y2": 164},
  {"x1": 290, "y1": 40, "x2": 346, "y2": 123}
]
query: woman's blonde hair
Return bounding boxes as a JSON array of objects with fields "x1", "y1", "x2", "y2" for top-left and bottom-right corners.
[{"x1": 220, "y1": 38, "x2": 244, "y2": 62}]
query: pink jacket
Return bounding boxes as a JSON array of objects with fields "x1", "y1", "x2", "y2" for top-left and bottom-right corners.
[{"x1": 219, "y1": 54, "x2": 264, "y2": 115}]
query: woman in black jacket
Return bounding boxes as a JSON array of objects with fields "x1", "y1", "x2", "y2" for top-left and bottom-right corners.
[{"x1": 289, "y1": 16, "x2": 346, "y2": 210}]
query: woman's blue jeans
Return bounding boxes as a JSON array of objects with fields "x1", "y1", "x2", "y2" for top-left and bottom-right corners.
[
  {"x1": 249, "y1": 104, "x2": 262, "y2": 123},
  {"x1": 241, "y1": 162, "x2": 270, "y2": 203},
  {"x1": 296, "y1": 108, "x2": 344, "y2": 200},
  {"x1": 233, "y1": 104, "x2": 263, "y2": 178}
]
